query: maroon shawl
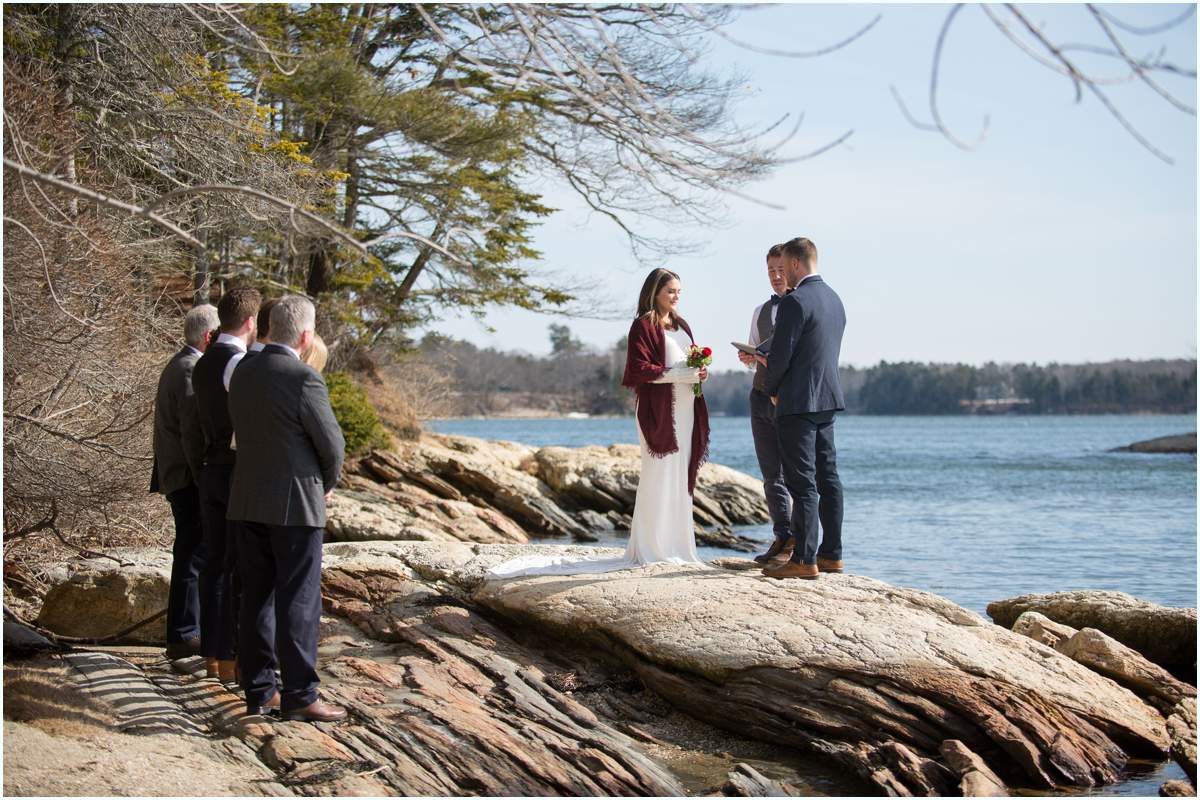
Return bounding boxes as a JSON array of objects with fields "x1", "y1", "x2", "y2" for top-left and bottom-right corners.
[{"x1": 620, "y1": 315, "x2": 711, "y2": 495}]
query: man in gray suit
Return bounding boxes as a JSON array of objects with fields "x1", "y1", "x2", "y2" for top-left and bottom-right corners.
[
  {"x1": 761, "y1": 237, "x2": 846, "y2": 580},
  {"x1": 738, "y1": 243, "x2": 796, "y2": 565},
  {"x1": 151, "y1": 304, "x2": 219, "y2": 658},
  {"x1": 228, "y1": 296, "x2": 346, "y2": 722}
]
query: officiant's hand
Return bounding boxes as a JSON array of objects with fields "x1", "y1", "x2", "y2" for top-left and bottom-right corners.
[
  {"x1": 737, "y1": 351, "x2": 755, "y2": 367},
  {"x1": 754, "y1": 354, "x2": 767, "y2": 367}
]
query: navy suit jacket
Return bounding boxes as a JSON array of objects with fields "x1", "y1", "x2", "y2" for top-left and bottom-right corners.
[{"x1": 762, "y1": 275, "x2": 847, "y2": 416}]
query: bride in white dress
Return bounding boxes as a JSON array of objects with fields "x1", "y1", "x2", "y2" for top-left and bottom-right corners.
[{"x1": 488, "y1": 269, "x2": 711, "y2": 578}]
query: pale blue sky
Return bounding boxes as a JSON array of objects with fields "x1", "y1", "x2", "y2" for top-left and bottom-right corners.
[{"x1": 433, "y1": 3, "x2": 1197, "y2": 370}]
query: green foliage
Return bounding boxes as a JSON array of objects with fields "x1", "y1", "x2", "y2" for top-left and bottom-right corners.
[
  {"x1": 325, "y1": 371, "x2": 393, "y2": 455},
  {"x1": 230, "y1": 4, "x2": 571, "y2": 354}
]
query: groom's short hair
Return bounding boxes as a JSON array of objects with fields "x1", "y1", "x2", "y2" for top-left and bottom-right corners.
[
  {"x1": 782, "y1": 237, "x2": 818, "y2": 266},
  {"x1": 766, "y1": 243, "x2": 784, "y2": 260}
]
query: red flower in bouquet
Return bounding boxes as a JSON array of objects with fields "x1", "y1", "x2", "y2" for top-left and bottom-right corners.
[{"x1": 686, "y1": 345, "x2": 712, "y2": 397}]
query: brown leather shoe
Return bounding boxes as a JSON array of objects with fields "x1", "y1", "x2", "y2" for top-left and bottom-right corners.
[
  {"x1": 281, "y1": 700, "x2": 348, "y2": 723},
  {"x1": 762, "y1": 561, "x2": 819, "y2": 580},
  {"x1": 246, "y1": 693, "x2": 280, "y2": 716},
  {"x1": 817, "y1": 557, "x2": 844, "y2": 573},
  {"x1": 205, "y1": 657, "x2": 220, "y2": 678},
  {"x1": 753, "y1": 536, "x2": 794, "y2": 565},
  {"x1": 217, "y1": 659, "x2": 238, "y2": 684}
]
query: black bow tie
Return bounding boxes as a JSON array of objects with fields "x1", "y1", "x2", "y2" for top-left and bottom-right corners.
[{"x1": 768, "y1": 294, "x2": 782, "y2": 306}]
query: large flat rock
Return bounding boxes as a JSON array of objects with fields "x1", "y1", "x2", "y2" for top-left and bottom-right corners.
[
  {"x1": 35, "y1": 550, "x2": 172, "y2": 644},
  {"x1": 326, "y1": 542, "x2": 1170, "y2": 794},
  {"x1": 34, "y1": 543, "x2": 1174, "y2": 796}
]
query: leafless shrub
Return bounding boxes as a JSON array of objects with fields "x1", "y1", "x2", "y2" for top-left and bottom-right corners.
[
  {"x1": 3, "y1": 59, "x2": 178, "y2": 593},
  {"x1": 0, "y1": 4, "x2": 362, "y2": 591}
]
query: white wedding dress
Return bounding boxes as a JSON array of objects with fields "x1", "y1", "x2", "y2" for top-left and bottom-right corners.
[{"x1": 488, "y1": 327, "x2": 703, "y2": 578}]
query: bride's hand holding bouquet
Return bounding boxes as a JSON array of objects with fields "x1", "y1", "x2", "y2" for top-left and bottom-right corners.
[{"x1": 687, "y1": 345, "x2": 712, "y2": 396}]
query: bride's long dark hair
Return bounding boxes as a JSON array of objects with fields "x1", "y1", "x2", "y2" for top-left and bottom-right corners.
[{"x1": 635, "y1": 268, "x2": 681, "y2": 329}]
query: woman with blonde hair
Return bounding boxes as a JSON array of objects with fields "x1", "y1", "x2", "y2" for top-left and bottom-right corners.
[
  {"x1": 301, "y1": 334, "x2": 327, "y2": 373},
  {"x1": 488, "y1": 268, "x2": 710, "y2": 577}
]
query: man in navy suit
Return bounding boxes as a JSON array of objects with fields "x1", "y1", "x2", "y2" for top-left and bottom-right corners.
[{"x1": 761, "y1": 237, "x2": 846, "y2": 580}]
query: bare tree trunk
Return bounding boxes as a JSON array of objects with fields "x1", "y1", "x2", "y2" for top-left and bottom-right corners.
[
  {"x1": 392, "y1": 220, "x2": 446, "y2": 305},
  {"x1": 53, "y1": 6, "x2": 79, "y2": 218},
  {"x1": 342, "y1": 147, "x2": 360, "y2": 229},
  {"x1": 193, "y1": 210, "x2": 210, "y2": 306}
]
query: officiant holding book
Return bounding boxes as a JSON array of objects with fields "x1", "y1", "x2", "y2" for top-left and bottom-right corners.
[{"x1": 737, "y1": 243, "x2": 795, "y2": 564}]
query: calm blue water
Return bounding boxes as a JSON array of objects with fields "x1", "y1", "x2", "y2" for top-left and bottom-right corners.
[{"x1": 430, "y1": 414, "x2": 1197, "y2": 616}]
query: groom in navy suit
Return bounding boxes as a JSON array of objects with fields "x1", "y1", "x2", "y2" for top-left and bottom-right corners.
[{"x1": 761, "y1": 237, "x2": 846, "y2": 580}]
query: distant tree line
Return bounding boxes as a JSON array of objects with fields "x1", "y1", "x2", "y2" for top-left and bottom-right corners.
[
  {"x1": 415, "y1": 329, "x2": 1196, "y2": 416},
  {"x1": 414, "y1": 328, "x2": 629, "y2": 416}
]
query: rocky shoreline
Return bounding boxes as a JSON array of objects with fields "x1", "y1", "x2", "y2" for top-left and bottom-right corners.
[
  {"x1": 13, "y1": 538, "x2": 1195, "y2": 797},
  {"x1": 330, "y1": 434, "x2": 771, "y2": 551},
  {"x1": 7, "y1": 434, "x2": 1197, "y2": 797}
]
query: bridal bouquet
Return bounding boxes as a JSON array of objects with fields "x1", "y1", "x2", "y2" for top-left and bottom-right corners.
[{"x1": 686, "y1": 345, "x2": 713, "y2": 397}]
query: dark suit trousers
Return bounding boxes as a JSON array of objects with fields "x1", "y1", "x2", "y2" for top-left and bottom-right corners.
[
  {"x1": 238, "y1": 522, "x2": 323, "y2": 712},
  {"x1": 749, "y1": 389, "x2": 792, "y2": 539},
  {"x1": 165, "y1": 484, "x2": 205, "y2": 643},
  {"x1": 199, "y1": 462, "x2": 240, "y2": 660},
  {"x1": 776, "y1": 411, "x2": 844, "y2": 564}
]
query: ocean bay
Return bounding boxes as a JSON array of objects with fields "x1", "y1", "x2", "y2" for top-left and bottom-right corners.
[{"x1": 430, "y1": 413, "x2": 1198, "y2": 616}]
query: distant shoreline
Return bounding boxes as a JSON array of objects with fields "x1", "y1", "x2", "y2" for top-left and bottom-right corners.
[{"x1": 428, "y1": 410, "x2": 1197, "y2": 422}]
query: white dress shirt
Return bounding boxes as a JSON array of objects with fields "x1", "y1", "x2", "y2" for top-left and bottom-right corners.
[
  {"x1": 747, "y1": 300, "x2": 779, "y2": 348},
  {"x1": 216, "y1": 333, "x2": 248, "y2": 391}
]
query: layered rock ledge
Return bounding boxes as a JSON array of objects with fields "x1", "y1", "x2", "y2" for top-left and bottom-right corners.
[
  {"x1": 28, "y1": 543, "x2": 1180, "y2": 796},
  {"x1": 988, "y1": 590, "x2": 1197, "y2": 673},
  {"x1": 331, "y1": 434, "x2": 770, "y2": 551}
]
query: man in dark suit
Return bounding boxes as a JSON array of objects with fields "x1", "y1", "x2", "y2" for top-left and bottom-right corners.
[
  {"x1": 228, "y1": 296, "x2": 347, "y2": 722},
  {"x1": 151, "y1": 304, "x2": 219, "y2": 658},
  {"x1": 761, "y1": 237, "x2": 846, "y2": 580},
  {"x1": 738, "y1": 243, "x2": 796, "y2": 565},
  {"x1": 192, "y1": 287, "x2": 260, "y2": 680}
]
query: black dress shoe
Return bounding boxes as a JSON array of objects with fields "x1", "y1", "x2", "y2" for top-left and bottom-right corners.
[
  {"x1": 753, "y1": 536, "x2": 794, "y2": 565},
  {"x1": 165, "y1": 637, "x2": 202, "y2": 659}
]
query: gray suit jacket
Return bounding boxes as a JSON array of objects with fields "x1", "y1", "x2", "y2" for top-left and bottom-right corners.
[
  {"x1": 226, "y1": 345, "x2": 346, "y2": 527},
  {"x1": 763, "y1": 275, "x2": 847, "y2": 416},
  {"x1": 150, "y1": 346, "x2": 204, "y2": 495}
]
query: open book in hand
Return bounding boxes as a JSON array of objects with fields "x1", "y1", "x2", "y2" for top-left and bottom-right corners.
[{"x1": 731, "y1": 337, "x2": 771, "y2": 357}]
